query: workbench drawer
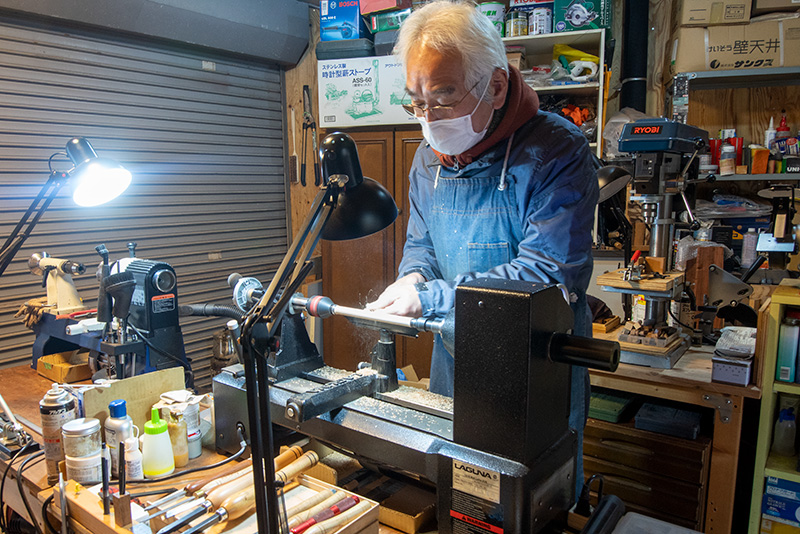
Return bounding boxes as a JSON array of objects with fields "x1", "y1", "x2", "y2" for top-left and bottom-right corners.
[
  {"x1": 583, "y1": 456, "x2": 704, "y2": 525},
  {"x1": 584, "y1": 418, "x2": 712, "y2": 485}
]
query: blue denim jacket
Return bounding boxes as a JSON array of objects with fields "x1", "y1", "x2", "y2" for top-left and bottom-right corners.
[{"x1": 399, "y1": 110, "x2": 599, "y2": 327}]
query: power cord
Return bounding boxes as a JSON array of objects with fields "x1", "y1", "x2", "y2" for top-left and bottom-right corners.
[
  {"x1": 0, "y1": 443, "x2": 37, "y2": 533},
  {"x1": 40, "y1": 494, "x2": 57, "y2": 534},
  {"x1": 127, "y1": 322, "x2": 195, "y2": 385},
  {"x1": 16, "y1": 450, "x2": 45, "y2": 534}
]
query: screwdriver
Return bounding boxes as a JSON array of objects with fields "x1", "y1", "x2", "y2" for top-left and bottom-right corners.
[
  {"x1": 291, "y1": 496, "x2": 360, "y2": 534},
  {"x1": 140, "y1": 459, "x2": 253, "y2": 522},
  {"x1": 163, "y1": 444, "x2": 305, "y2": 519},
  {"x1": 142, "y1": 458, "x2": 253, "y2": 513},
  {"x1": 156, "y1": 468, "x2": 255, "y2": 534},
  {"x1": 287, "y1": 491, "x2": 347, "y2": 530},
  {"x1": 302, "y1": 500, "x2": 371, "y2": 534},
  {"x1": 180, "y1": 483, "x2": 258, "y2": 534}
]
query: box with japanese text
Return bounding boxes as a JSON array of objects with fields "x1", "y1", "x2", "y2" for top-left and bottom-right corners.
[
  {"x1": 764, "y1": 493, "x2": 800, "y2": 525},
  {"x1": 321, "y1": 0, "x2": 373, "y2": 41},
  {"x1": 553, "y1": 0, "x2": 611, "y2": 32},
  {"x1": 318, "y1": 56, "x2": 419, "y2": 127},
  {"x1": 670, "y1": 16, "x2": 800, "y2": 74},
  {"x1": 768, "y1": 477, "x2": 800, "y2": 503},
  {"x1": 676, "y1": 0, "x2": 751, "y2": 26},
  {"x1": 761, "y1": 516, "x2": 800, "y2": 534},
  {"x1": 754, "y1": 0, "x2": 800, "y2": 15}
]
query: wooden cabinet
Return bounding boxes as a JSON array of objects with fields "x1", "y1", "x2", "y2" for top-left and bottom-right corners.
[
  {"x1": 321, "y1": 127, "x2": 434, "y2": 375},
  {"x1": 584, "y1": 418, "x2": 711, "y2": 530},
  {"x1": 749, "y1": 286, "x2": 800, "y2": 533}
]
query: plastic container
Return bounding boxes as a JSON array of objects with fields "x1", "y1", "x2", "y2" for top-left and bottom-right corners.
[
  {"x1": 39, "y1": 383, "x2": 78, "y2": 484},
  {"x1": 741, "y1": 228, "x2": 758, "y2": 269},
  {"x1": 168, "y1": 412, "x2": 189, "y2": 468},
  {"x1": 105, "y1": 399, "x2": 134, "y2": 477},
  {"x1": 719, "y1": 144, "x2": 736, "y2": 176},
  {"x1": 772, "y1": 408, "x2": 797, "y2": 456},
  {"x1": 65, "y1": 451, "x2": 102, "y2": 484},
  {"x1": 61, "y1": 418, "x2": 102, "y2": 458},
  {"x1": 141, "y1": 408, "x2": 174, "y2": 479},
  {"x1": 124, "y1": 436, "x2": 144, "y2": 480},
  {"x1": 477, "y1": 2, "x2": 505, "y2": 35},
  {"x1": 777, "y1": 317, "x2": 800, "y2": 382}
]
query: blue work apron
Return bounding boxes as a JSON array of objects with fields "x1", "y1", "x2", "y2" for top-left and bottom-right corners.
[{"x1": 425, "y1": 152, "x2": 589, "y2": 496}]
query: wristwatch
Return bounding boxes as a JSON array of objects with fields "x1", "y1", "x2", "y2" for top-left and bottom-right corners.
[{"x1": 414, "y1": 282, "x2": 428, "y2": 293}]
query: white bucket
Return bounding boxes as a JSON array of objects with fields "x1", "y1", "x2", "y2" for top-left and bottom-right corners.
[
  {"x1": 65, "y1": 452, "x2": 102, "y2": 484},
  {"x1": 478, "y1": 2, "x2": 505, "y2": 35}
]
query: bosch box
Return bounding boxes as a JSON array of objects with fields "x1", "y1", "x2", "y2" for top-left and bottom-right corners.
[
  {"x1": 553, "y1": 0, "x2": 611, "y2": 32},
  {"x1": 321, "y1": 0, "x2": 373, "y2": 41}
]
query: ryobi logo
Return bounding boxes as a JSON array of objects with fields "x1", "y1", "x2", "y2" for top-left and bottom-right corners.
[{"x1": 632, "y1": 125, "x2": 662, "y2": 135}]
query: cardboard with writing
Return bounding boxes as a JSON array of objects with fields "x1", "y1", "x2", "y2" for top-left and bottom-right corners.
[{"x1": 675, "y1": 0, "x2": 751, "y2": 26}]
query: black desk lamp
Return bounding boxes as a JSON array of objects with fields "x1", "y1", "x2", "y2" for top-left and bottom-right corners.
[
  {"x1": 0, "y1": 138, "x2": 132, "y2": 277},
  {"x1": 238, "y1": 131, "x2": 397, "y2": 533}
]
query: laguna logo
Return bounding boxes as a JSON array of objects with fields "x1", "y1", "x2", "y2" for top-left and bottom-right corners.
[{"x1": 454, "y1": 462, "x2": 496, "y2": 480}]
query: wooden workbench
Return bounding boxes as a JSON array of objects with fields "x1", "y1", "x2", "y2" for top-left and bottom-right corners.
[
  {"x1": 589, "y1": 343, "x2": 761, "y2": 534},
  {"x1": 0, "y1": 365, "x2": 406, "y2": 534}
]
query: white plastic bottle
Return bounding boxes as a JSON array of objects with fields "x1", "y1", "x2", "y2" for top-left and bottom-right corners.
[
  {"x1": 777, "y1": 317, "x2": 800, "y2": 382},
  {"x1": 104, "y1": 399, "x2": 134, "y2": 477},
  {"x1": 124, "y1": 436, "x2": 144, "y2": 480},
  {"x1": 772, "y1": 408, "x2": 797, "y2": 456},
  {"x1": 741, "y1": 228, "x2": 758, "y2": 269},
  {"x1": 141, "y1": 408, "x2": 174, "y2": 478}
]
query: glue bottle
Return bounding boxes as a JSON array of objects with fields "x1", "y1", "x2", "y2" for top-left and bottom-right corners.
[
  {"x1": 124, "y1": 435, "x2": 144, "y2": 480},
  {"x1": 764, "y1": 117, "x2": 777, "y2": 149},
  {"x1": 104, "y1": 399, "x2": 134, "y2": 477},
  {"x1": 141, "y1": 408, "x2": 174, "y2": 478},
  {"x1": 772, "y1": 408, "x2": 797, "y2": 456}
]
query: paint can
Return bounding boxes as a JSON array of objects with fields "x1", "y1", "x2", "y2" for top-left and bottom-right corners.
[
  {"x1": 40, "y1": 384, "x2": 78, "y2": 484},
  {"x1": 529, "y1": 6, "x2": 552, "y2": 35},
  {"x1": 478, "y1": 2, "x2": 506, "y2": 35},
  {"x1": 505, "y1": 10, "x2": 528, "y2": 37}
]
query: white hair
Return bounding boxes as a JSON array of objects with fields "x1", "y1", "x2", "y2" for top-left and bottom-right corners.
[{"x1": 393, "y1": 1, "x2": 508, "y2": 102}]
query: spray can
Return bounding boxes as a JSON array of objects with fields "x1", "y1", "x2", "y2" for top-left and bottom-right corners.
[
  {"x1": 104, "y1": 399, "x2": 134, "y2": 477},
  {"x1": 40, "y1": 384, "x2": 78, "y2": 484}
]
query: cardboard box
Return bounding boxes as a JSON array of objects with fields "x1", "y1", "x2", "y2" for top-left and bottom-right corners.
[
  {"x1": 339, "y1": 469, "x2": 436, "y2": 534},
  {"x1": 318, "y1": 56, "x2": 418, "y2": 127},
  {"x1": 36, "y1": 350, "x2": 92, "y2": 383},
  {"x1": 359, "y1": 0, "x2": 411, "y2": 15},
  {"x1": 553, "y1": 0, "x2": 611, "y2": 32},
  {"x1": 398, "y1": 364, "x2": 429, "y2": 390},
  {"x1": 768, "y1": 477, "x2": 800, "y2": 502},
  {"x1": 762, "y1": 516, "x2": 800, "y2": 533},
  {"x1": 754, "y1": 0, "x2": 800, "y2": 16},
  {"x1": 321, "y1": 0, "x2": 373, "y2": 41},
  {"x1": 670, "y1": 16, "x2": 800, "y2": 74},
  {"x1": 676, "y1": 0, "x2": 751, "y2": 26},
  {"x1": 764, "y1": 493, "x2": 800, "y2": 524},
  {"x1": 370, "y1": 8, "x2": 411, "y2": 32}
]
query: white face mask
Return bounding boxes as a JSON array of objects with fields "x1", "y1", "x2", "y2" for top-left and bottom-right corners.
[{"x1": 417, "y1": 78, "x2": 493, "y2": 155}]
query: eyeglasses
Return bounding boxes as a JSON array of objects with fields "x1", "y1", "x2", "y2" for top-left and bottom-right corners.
[{"x1": 401, "y1": 80, "x2": 482, "y2": 120}]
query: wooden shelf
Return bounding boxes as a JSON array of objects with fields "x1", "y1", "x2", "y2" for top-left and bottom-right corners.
[
  {"x1": 716, "y1": 173, "x2": 800, "y2": 182},
  {"x1": 765, "y1": 454, "x2": 800, "y2": 484},
  {"x1": 774, "y1": 381, "x2": 800, "y2": 395},
  {"x1": 529, "y1": 82, "x2": 601, "y2": 96},
  {"x1": 502, "y1": 28, "x2": 604, "y2": 58}
]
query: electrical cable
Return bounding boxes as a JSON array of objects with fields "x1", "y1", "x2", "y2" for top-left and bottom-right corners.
[
  {"x1": 0, "y1": 443, "x2": 36, "y2": 532},
  {"x1": 16, "y1": 450, "x2": 45, "y2": 534},
  {"x1": 40, "y1": 494, "x2": 57, "y2": 534},
  {"x1": 127, "y1": 322, "x2": 195, "y2": 384}
]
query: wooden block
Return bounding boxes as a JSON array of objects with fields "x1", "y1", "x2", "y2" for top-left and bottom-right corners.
[
  {"x1": 736, "y1": 165, "x2": 748, "y2": 174},
  {"x1": 57, "y1": 481, "x2": 133, "y2": 534},
  {"x1": 112, "y1": 493, "x2": 132, "y2": 528},
  {"x1": 644, "y1": 256, "x2": 667, "y2": 274},
  {"x1": 596, "y1": 269, "x2": 683, "y2": 292},
  {"x1": 592, "y1": 316, "x2": 621, "y2": 334}
]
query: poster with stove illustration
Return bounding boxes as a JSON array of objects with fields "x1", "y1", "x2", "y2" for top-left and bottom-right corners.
[{"x1": 318, "y1": 56, "x2": 419, "y2": 128}]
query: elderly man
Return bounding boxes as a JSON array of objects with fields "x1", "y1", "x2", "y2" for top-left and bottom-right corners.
[{"x1": 366, "y1": 0, "x2": 598, "y2": 491}]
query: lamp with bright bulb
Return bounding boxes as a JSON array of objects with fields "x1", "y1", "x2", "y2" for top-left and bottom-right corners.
[{"x1": 0, "y1": 138, "x2": 131, "y2": 277}]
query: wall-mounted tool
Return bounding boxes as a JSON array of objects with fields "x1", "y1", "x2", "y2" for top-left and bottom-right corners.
[
  {"x1": 303, "y1": 85, "x2": 321, "y2": 186},
  {"x1": 28, "y1": 252, "x2": 86, "y2": 314}
]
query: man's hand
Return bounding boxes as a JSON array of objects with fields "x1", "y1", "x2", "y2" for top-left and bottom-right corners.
[{"x1": 366, "y1": 273, "x2": 425, "y2": 317}]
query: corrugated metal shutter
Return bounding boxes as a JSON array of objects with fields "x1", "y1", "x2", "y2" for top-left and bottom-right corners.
[{"x1": 0, "y1": 18, "x2": 288, "y2": 390}]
